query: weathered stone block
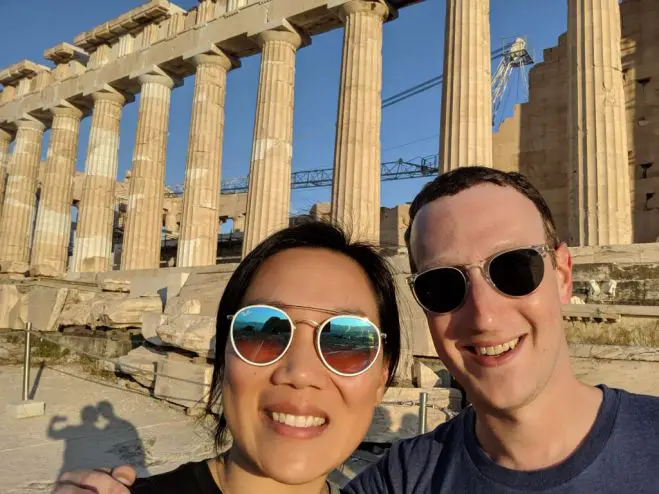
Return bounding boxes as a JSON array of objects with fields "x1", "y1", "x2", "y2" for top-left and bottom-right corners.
[
  {"x1": 142, "y1": 311, "x2": 167, "y2": 346},
  {"x1": 156, "y1": 314, "x2": 216, "y2": 357},
  {"x1": 0, "y1": 284, "x2": 24, "y2": 330},
  {"x1": 154, "y1": 359, "x2": 213, "y2": 408},
  {"x1": 94, "y1": 296, "x2": 162, "y2": 329},
  {"x1": 57, "y1": 290, "x2": 96, "y2": 328},
  {"x1": 6, "y1": 400, "x2": 46, "y2": 419},
  {"x1": 413, "y1": 360, "x2": 441, "y2": 388},
  {"x1": 28, "y1": 287, "x2": 69, "y2": 332},
  {"x1": 365, "y1": 387, "x2": 462, "y2": 443},
  {"x1": 100, "y1": 279, "x2": 131, "y2": 293},
  {"x1": 116, "y1": 345, "x2": 167, "y2": 388}
]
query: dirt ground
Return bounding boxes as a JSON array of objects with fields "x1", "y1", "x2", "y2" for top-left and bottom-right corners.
[{"x1": 1, "y1": 358, "x2": 657, "y2": 493}]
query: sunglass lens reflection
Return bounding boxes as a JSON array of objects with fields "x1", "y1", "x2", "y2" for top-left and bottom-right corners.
[
  {"x1": 320, "y1": 316, "x2": 379, "y2": 375},
  {"x1": 232, "y1": 306, "x2": 292, "y2": 364}
]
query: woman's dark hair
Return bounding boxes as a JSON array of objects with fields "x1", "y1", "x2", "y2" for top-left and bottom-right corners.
[{"x1": 205, "y1": 219, "x2": 402, "y2": 450}]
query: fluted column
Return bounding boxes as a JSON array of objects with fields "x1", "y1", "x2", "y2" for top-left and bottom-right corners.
[
  {"x1": 177, "y1": 50, "x2": 235, "y2": 267},
  {"x1": 72, "y1": 89, "x2": 127, "y2": 272},
  {"x1": 0, "y1": 129, "x2": 13, "y2": 219},
  {"x1": 0, "y1": 117, "x2": 45, "y2": 273},
  {"x1": 330, "y1": 0, "x2": 388, "y2": 245},
  {"x1": 567, "y1": 0, "x2": 632, "y2": 245},
  {"x1": 242, "y1": 30, "x2": 303, "y2": 256},
  {"x1": 121, "y1": 72, "x2": 176, "y2": 270},
  {"x1": 31, "y1": 105, "x2": 83, "y2": 276},
  {"x1": 439, "y1": 0, "x2": 493, "y2": 172}
]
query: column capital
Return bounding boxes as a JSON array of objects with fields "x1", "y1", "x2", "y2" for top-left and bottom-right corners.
[
  {"x1": 0, "y1": 128, "x2": 14, "y2": 143},
  {"x1": 132, "y1": 66, "x2": 181, "y2": 90},
  {"x1": 190, "y1": 47, "x2": 240, "y2": 71},
  {"x1": 92, "y1": 86, "x2": 131, "y2": 105},
  {"x1": 255, "y1": 27, "x2": 307, "y2": 50},
  {"x1": 16, "y1": 115, "x2": 46, "y2": 132},
  {"x1": 337, "y1": 0, "x2": 390, "y2": 21},
  {"x1": 50, "y1": 102, "x2": 84, "y2": 119}
]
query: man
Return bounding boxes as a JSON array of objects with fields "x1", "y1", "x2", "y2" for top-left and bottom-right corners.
[
  {"x1": 54, "y1": 167, "x2": 659, "y2": 493},
  {"x1": 345, "y1": 166, "x2": 659, "y2": 492}
]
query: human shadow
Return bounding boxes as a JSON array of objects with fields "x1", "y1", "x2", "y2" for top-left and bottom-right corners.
[{"x1": 47, "y1": 401, "x2": 147, "y2": 478}]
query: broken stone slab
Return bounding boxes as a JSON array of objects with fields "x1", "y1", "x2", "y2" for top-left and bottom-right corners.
[
  {"x1": 27, "y1": 287, "x2": 69, "y2": 332},
  {"x1": 365, "y1": 403, "x2": 455, "y2": 443},
  {"x1": 364, "y1": 387, "x2": 462, "y2": 443},
  {"x1": 413, "y1": 360, "x2": 444, "y2": 388},
  {"x1": 142, "y1": 311, "x2": 168, "y2": 346},
  {"x1": 57, "y1": 290, "x2": 96, "y2": 328},
  {"x1": 156, "y1": 314, "x2": 216, "y2": 357},
  {"x1": 154, "y1": 358, "x2": 213, "y2": 408},
  {"x1": 0, "y1": 261, "x2": 30, "y2": 278},
  {"x1": 116, "y1": 345, "x2": 168, "y2": 388},
  {"x1": 29, "y1": 264, "x2": 63, "y2": 278},
  {"x1": 93, "y1": 296, "x2": 163, "y2": 329},
  {"x1": 100, "y1": 279, "x2": 131, "y2": 293},
  {"x1": 180, "y1": 299, "x2": 201, "y2": 315},
  {"x1": 166, "y1": 270, "x2": 232, "y2": 317},
  {"x1": 0, "y1": 284, "x2": 25, "y2": 330}
]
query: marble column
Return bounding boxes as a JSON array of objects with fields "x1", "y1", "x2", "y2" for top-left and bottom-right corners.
[
  {"x1": 177, "y1": 50, "x2": 235, "y2": 267},
  {"x1": 31, "y1": 104, "x2": 83, "y2": 276},
  {"x1": 72, "y1": 89, "x2": 127, "y2": 272},
  {"x1": 439, "y1": 0, "x2": 493, "y2": 172},
  {"x1": 242, "y1": 30, "x2": 303, "y2": 256},
  {"x1": 0, "y1": 117, "x2": 45, "y2": 273},
  {"x1": 121, "y1": 72, "x2": 176, "y2": 270},
  {"x1": 0, "y1": 129, "x2": 13, "y2": 220},
  {"x1": 567, "y1": 0, "x2": 632, "y2": 245},
  {"x1": 330, "y1": 0, "x2": 388, "y2": 245}
]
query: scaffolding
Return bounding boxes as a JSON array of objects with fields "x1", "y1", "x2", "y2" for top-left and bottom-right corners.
[{"x1": 164, "y1": 38, "x2": 534, "y2": 197}]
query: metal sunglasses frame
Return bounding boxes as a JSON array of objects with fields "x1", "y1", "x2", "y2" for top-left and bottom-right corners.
[
  {"x1": 227, "y1": 304, "x2": 387, "y2": 377},
  {"x1": 407, "y1": 244, "x2": 553, "y2": 314}
]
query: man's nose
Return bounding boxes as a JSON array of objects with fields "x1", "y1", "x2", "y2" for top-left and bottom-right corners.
[{"x1": 461, "y1": 266, "x2": 502, "y2": 330}]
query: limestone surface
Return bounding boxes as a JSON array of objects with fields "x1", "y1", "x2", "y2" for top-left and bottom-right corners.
[{"x1": 330, "y1": 1, "x2": 388, "y2": 244}]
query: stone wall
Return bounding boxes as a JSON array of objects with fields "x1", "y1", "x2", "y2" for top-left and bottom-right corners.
[{"x1": 492, "y1": 0, "x2": 659, "y2": 243}]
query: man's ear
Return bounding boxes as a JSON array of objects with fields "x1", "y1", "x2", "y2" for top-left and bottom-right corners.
[{"x1": 554, "y1": 242, "x2": 573, "y2": 304}]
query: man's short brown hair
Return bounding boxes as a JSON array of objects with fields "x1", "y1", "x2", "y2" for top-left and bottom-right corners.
[{"x1": 404, "y1": 166, "x2": 560, "y2": 272}]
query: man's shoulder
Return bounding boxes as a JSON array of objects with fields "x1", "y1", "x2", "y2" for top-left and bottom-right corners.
[
  {"x1": 343, "y1": 411, "x2": 467, "y2": 493},
  {"x1": 615, "y1": 387, "x2": 659, "y2": 427}
]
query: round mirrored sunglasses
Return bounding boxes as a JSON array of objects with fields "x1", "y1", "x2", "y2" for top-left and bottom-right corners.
[
  {"x1": 408, "y1": 245, "x2": 552, "y2": 314},
  {"x1": 228, "y1": 304, "x2": 386, "y2": 377}
]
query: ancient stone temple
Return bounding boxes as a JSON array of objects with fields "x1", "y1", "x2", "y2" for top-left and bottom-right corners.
[{"x1": 0, "y1": 0, "x2": 413, "y2": 276}]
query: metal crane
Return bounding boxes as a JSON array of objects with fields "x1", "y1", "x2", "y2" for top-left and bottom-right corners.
[{"x1": 165, "y1": 37, "x2": 533, "y2": 198}]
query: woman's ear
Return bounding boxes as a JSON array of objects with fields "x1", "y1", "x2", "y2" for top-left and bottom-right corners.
[{"x1": 376, "y1": 362, "x2": 390, "y2": 402}]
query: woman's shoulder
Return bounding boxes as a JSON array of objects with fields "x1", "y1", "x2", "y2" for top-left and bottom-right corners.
[{"x1": 131, "y1": 459, "x2": 222, "y2": 494}]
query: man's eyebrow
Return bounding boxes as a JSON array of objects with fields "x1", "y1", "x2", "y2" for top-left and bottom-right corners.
[{"x1": 242, "y1": 299, "x2": 367, "y2": 317}]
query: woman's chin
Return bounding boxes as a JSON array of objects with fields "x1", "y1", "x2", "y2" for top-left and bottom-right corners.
[{"x1": 261, "y1": 455, "x2": 331, "y2": 486}]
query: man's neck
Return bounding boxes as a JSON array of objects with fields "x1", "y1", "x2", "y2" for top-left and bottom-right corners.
[{"x1": 473, "y1": 364, "x2": 604, "y2": 472}]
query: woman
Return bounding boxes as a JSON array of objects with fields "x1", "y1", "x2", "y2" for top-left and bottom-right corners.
[{"x1": 53, "y1": 220, "x2": 401, "y2": 494}]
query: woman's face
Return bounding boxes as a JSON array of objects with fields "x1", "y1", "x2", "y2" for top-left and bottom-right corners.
[{"x1": 222, "y1": 247, "x2": 389, "y2": 484}]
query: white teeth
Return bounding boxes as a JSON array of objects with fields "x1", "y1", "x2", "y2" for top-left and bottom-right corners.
[
  {"x1": 475, "y1": 337, "x2": 520, "y2": 357},
  {"x1": 271, "y1": 412, "x2": 326, "y2": 428}
]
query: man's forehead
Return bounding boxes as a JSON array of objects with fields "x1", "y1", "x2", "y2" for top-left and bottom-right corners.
[{"x1": 410, "y1": 185, "x2": 546, "y2": 267}]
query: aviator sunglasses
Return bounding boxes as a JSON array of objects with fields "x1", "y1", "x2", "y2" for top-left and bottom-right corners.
[
  {"x1": 228, "y1": 304, "x2": 386, "y2": 377},
  {"x1": 408, "y1": 245, "x2": 554, "y2": 314}
]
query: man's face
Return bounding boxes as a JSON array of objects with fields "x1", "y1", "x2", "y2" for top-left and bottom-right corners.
[{"x1": 410, "y1": 184, "x2": 573, "y2": 412}]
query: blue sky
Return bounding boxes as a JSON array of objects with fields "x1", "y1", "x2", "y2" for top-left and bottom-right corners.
[{"x1": 0, "y1": 0, "x2": 567, "y2": 216}]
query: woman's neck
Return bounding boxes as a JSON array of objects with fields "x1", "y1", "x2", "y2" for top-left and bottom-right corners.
[{"x1": 208, "y1": 450, "x2": 329, "y2": 494}]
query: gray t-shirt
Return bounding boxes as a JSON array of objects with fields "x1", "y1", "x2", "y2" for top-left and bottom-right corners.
[{"x1": 344, "y1": 385, "x2": 659, "y2": 493}]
